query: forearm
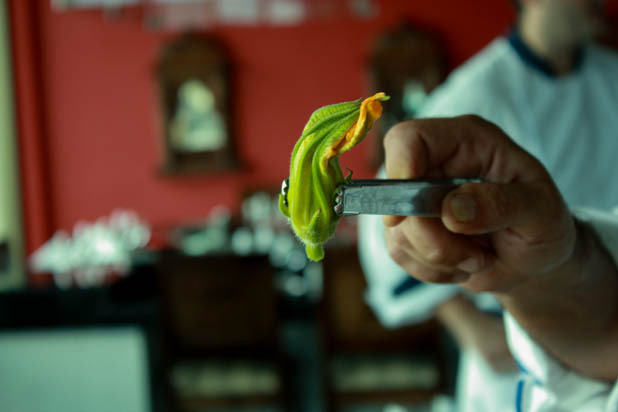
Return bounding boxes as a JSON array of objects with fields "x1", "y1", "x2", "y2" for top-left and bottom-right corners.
[
  {"x1": 435, "y1": 294, "x2": 478, "y2": 345},
  {"x1": 498, "y1": 220, "x2": 618, "y2": 381}
]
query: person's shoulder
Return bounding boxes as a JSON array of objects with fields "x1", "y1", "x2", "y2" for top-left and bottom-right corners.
[
  {"x1": 586, "y1": 42, "x2": 618, "y2": 60},
  {"x1": 586, "y1": 43, "x2": 618, "y2": 66},
  {"x1": 453, "y1": 37, "x2": 516, "y2": 78},
  {"x1": 420, "y1": 37, "x2": 520, "y2": 117}
]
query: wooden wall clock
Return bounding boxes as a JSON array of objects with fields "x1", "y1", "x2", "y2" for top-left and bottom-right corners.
[{"x1": 157, "y1": 33, "x2": 239, "y2": 175}]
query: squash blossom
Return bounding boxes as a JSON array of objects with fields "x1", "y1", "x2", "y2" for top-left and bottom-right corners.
[{"x1": 279, "y1": 92, "x2": 390, "y2": 261}]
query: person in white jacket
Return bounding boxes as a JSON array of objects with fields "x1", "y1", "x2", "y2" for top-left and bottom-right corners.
[
  {"x1": 379, "y1": 115, "x2": 618, "y2": 412},
  {"x1": 358, "y1": 0, "x2": 618, "y2": 410}
]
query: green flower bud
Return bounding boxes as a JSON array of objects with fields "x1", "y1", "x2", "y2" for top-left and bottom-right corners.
[{"x1": 279, "y1": 93, "x2": 389, "y2": 261}]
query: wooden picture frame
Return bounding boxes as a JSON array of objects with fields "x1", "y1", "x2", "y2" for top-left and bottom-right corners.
[{"x1": 156, "y1": 33, "x2": 239, "y2": 175}]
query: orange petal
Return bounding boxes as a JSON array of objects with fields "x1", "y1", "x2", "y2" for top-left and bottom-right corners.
[{"x1": 323, "y1": 92, "x2": 389, "y2": 161}]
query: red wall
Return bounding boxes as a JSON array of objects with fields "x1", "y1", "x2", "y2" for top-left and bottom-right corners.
[{"x1": 10, "y1": 0, "x2": 514, "y2": 258}]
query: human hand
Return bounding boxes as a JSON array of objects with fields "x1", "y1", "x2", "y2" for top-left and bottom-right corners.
[{"x1": 382, "y1": 115, "x2": 577, "y2": 293}]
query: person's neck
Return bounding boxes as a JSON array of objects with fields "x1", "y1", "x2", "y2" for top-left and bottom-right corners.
[{"x1": 519, "y1": 18, "x2": 579, "y2": 76}]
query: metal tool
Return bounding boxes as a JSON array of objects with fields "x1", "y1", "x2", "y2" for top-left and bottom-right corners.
[{"x1": 333, "y1": 178, "x2": 482, "y2": 216}]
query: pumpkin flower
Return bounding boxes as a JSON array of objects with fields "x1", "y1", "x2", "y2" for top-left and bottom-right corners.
[{"x1": 279, "y1": 92, "x2": 390, "y2": 261}]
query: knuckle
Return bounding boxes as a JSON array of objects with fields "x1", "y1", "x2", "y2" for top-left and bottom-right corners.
[
  {"x1": 462, "y1": 114, "x2": 484, "y2": 124},
  {"x1": 461, "y1": 114, "x2": 493, "y2": 131},
  {"x1": 418, "y1": 269, "x2": 443, "y2": 283},
  {"x1": 385, "y1": 229, "x2": 409, "y2": 264},
  {"x1": 417, "y1": 268, "x2": 455, "y2": 284},
  {"x1": 386, "y1": 242, "x2": 406, "y2": 265},
  {"x1": 462, "y1": 115, "x2": 507, "y2": 144},
  {"x1": 463, "y1": 114, "x2": 499, "y2": 131},
  {"x1": 390, "y1": 226, "x2": 409, "y2": 247},
  {"x1": 424, "y1": 246, "x2": 451, "y2": 266},
  {"x1": 410, "y1": 220, "x2": 460, "y2": 267}
]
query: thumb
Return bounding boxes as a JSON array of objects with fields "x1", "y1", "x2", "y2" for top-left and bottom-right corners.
[{"x1": 441, "y1": 181, "x2": 566, "y2": 240}]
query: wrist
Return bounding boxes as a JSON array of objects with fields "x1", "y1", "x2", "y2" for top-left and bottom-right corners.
[
  {"x1": 497, "y1": 216, "x2": 618, "y2": 334},
  {"x1": 496, "y1": 216, "x2": 585, "y2": 311},
  {"x1": 499, "y1": 217, "x2": 618, "y2": 380}
]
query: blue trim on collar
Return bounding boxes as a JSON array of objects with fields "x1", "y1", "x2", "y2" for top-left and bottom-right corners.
[{"x1": 507, "y1": 28, "x2": 584, "y2": 77}]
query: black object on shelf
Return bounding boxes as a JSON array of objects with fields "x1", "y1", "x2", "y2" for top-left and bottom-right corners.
[{"x1": 0, "y1": 240, "x2": 9, "y2": 273}]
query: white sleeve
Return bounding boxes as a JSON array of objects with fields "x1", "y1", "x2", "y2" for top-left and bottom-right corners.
[
  {"x1": 505, "y1": 313, "x2": 618, "y2": 412},
  {"x1": 573, "y1": 207, "x2": 618, "y2": 268},
  {"x1": 503, "y1": 206, "x2": 618, "y2": 412}
]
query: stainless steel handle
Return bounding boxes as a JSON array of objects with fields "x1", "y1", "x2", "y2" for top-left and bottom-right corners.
[{"x1": 334, "y1": 178, "x2": 482, "y2": 216}]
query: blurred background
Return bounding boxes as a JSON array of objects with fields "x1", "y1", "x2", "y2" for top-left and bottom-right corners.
[{"x1": 0, "y1": 1, "x2": 616, "y2": 411}]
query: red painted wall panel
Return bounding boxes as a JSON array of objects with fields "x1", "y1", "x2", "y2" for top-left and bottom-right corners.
[{"x1": 11, "y1": 0, "x2": 515, "y2": 257}]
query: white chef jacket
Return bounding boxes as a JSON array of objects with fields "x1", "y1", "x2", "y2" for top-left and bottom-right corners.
[
  {"x1": 505, "y1": 207, "x2": 618, "y2": 412},
  {"x1": 358, "y1": 30, "x2": 618, "y2": 412}
]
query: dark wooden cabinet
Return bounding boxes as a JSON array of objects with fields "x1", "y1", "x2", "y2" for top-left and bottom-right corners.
[
  {"x1": 320, "y1": 246, "x2": 446, "y2": 411},
  {"x1": 155, "y1": 251, "x2": 285, "y2": 411}
]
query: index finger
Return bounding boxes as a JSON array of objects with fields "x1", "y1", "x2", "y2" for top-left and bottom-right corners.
[
  {"x1": 383, "y1": 115, "x2": 545, "y2": 183},
  {"x1": 382, "y1": 115, "x2": 548, "y2": 227}
]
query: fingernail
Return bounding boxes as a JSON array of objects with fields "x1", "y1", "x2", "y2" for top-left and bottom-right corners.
[
  {"x1": 457, "y1": 257, "x2": 481, "y2": 273},
  {"x1": 450, "y1": 194, "x2": 476, "y2": 222}
]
